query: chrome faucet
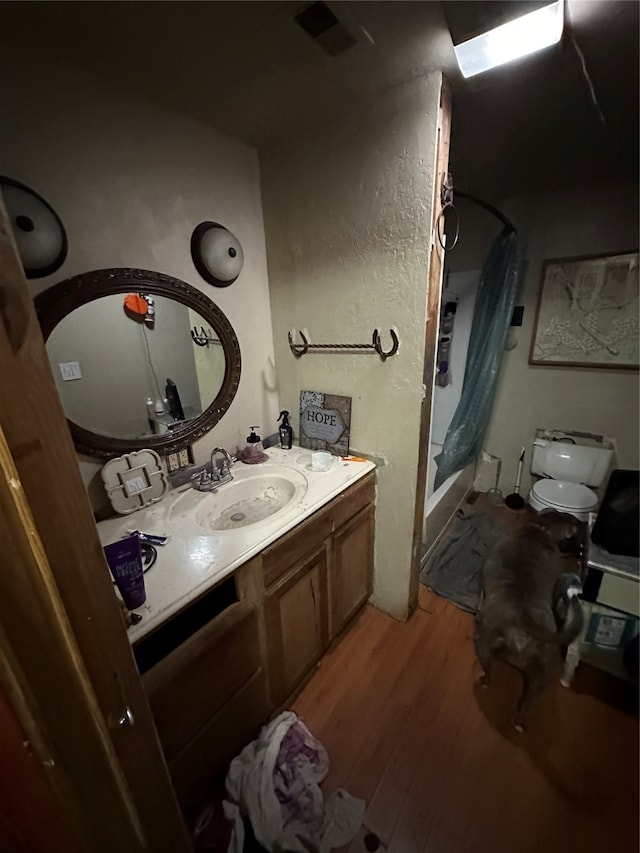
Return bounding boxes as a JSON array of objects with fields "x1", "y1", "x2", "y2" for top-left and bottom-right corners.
[
  {"x1": 210, "y1": 447, "x2": 235, "y2": 486},
  {"x1": 190, "y1": 468, "x2": 218, "y2": 492},
  {"x1": 190, "y1": 448, "x2": 235, "y2": 492}
]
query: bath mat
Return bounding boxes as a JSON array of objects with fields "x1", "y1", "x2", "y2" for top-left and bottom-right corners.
[{"x1": 420, "y1": 506, "x2": 507, "y2": 613}]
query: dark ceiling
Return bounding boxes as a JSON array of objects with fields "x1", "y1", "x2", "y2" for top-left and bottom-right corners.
[
  {"x1": 1, "y1": 1, "x2": 638, "y2": 202},
  {"x1": 448, "y1": 1, "x2": 639, "y2": 198}
]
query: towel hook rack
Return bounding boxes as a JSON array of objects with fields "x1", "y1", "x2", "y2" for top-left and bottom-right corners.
[
  {"x1": 191, "y1": 326, "x2": 220, "y2": 347},
  {"x1": 288, "y1": 329, "x2": 399, "y2": 362}
]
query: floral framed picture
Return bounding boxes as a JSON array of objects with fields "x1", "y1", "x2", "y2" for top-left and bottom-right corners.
[{"x1": 529, "y1": 250, "x2": 639, "y2": 369}]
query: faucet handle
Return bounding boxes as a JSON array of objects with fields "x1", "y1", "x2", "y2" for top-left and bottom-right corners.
[{"x1": 191, "y1": 469, "x2": 213, "y2": 488}]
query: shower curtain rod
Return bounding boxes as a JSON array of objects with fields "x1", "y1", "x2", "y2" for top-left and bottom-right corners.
[{"x1": 455, "y1": 190, "x2": 516, "y2": 234}]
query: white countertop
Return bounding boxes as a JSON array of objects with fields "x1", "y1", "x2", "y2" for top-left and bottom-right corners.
[{"x1": 97, "y1": 448, "x2": 375, "y2": 644}]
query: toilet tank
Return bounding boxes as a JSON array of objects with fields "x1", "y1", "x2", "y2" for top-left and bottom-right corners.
[{"x1": 531, "y1": 439, "x2": 613, "y2": 486}]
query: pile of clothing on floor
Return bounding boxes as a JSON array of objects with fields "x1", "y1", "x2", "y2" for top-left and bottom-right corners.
[{"x1": 223, "y1": 711, "x2": 365, "y2": 852}]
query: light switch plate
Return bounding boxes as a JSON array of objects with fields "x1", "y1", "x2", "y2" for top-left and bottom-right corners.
[{"x1": 59, "y1": 361, "x2": 82, "y2": 381}]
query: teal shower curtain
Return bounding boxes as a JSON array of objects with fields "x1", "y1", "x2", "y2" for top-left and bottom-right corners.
[{"x1": 434, "y1": 228, "x2": 519, "y2": 490}]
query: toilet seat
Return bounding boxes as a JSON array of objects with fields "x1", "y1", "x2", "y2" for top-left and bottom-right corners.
[{"x1": 529, "y1": 479, "x2": 599, "y2": 518}]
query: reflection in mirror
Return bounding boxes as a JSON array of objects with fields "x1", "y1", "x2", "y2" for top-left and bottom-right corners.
[
  {"x1": 35, "y1": 268, "x2": 241, "y2": 458},
  {"x1": 47, "y1": 295, "x2": 226, "y2": 439}
]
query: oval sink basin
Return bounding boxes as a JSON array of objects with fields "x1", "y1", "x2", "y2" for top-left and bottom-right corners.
[{"x1": 169, "y1": 466, "x2": 308, "y2": 531}]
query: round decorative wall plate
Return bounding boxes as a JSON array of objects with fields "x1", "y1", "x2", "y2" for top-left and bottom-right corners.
[
  {"x1": 191, "y1": 221, "x2": 243, "y2": 287},
  {"x1": 1, "y1": 176, "x2": 68, "y2": 279}
]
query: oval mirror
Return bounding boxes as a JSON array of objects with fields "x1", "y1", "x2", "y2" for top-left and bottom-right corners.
[{"x1": 35, "y1": 268, "x2": 241, "y2": 458}]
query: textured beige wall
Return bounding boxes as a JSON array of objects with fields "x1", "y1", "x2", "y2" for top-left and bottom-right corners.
[
  {"x1": 261, "y1": 75, "x2": 442, "y2": 619},
  {"x1": 0, "y1": 47, "x2": 279, "y2": 508},
  {"x1": 188, "y1": 308, "x2": 227, "y2": 413},
  {"x1": 447, "y1": 178, "x2": 639, "y2": 497}
]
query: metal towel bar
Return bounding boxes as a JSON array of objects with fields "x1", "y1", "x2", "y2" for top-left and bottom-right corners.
[{"x1": 288, "y1": 329, "x2": 399, "y2": 362}]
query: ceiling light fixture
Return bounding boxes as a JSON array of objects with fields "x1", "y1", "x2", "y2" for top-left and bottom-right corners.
[{"x1": 454, "y1": 0, "x2": 564, "y2": 79}]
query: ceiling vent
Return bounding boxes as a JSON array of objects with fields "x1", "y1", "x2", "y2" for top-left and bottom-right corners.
[{"x1": 295, "y1": 1, "x2": 358, "y2": 56}]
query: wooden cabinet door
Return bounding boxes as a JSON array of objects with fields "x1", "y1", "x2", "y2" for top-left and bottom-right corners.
[
  {"x1": 329, "y1": 504, "x2": 374, "y2": 641},
  {"x1": 265, "y1": 544, "x2": 328, "y2": 706}
]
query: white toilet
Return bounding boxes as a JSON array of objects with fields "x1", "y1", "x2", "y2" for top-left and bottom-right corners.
[{"x1": 528, "y1": 437, "x2": 613, "y2": 521}]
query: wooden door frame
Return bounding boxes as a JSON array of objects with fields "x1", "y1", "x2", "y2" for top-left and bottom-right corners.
[
  {"x1": 409, "y1": 77, "x2": 452, "y2": 614},
  {"x1": 0, "y1": 197, "x2": 191, "y2": 850}
]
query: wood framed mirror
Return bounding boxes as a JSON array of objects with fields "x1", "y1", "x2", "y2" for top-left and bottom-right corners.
[{"x1": 35, "y1": 268, "x2": 241, "y2": 458}]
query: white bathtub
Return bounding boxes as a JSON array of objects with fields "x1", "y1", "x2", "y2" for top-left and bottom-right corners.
[{"x1": 421, "y1": 442, "x2": 475, "y2": 565}]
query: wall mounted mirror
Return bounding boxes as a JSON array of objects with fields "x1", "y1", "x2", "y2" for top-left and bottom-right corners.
[{"x1": 35, "y1": 268, "x2": 241, "y2": 458}]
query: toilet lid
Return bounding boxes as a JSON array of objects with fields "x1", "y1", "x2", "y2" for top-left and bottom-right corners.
[{"x1": 531, "y1": 479, "x2": 598, "y2": 511}]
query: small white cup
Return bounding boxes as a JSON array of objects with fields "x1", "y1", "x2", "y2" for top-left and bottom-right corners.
[{"x1": 311, "y1": 450, "x2": 332, "y2": 472}]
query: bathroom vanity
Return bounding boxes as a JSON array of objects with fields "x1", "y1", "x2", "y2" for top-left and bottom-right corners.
[
  {"x1": 37, "y1": 267, "x2": 377, "y2": 819},
  {"x1": 97, "y1": 449, "x2": 375, "y2": 816}
]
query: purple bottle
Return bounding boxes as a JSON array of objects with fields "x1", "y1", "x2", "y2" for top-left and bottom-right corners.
[{"x1": 103, "y1": 534, "x2": 146, "y2": 609}]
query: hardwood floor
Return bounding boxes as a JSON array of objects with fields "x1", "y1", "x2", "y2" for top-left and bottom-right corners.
[{"x1": 293, "y1": 587, "x2": 639, "y2": 853}]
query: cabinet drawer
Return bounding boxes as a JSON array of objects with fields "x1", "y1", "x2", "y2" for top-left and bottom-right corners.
[
  {"x1": 596, "y1": 572, "x2": 640, "y2": 617},
  {"x1": 330, "y1": 472, "x2": 375, "y2": 531},
  {"x1": 143, "y1": 601, "x2": 260, "y2": 761},
  {"x1": 262, "y1": 509, "x2": 332, "y2": 587}
]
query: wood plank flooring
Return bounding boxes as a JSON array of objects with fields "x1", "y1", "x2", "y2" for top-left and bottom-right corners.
[{"x1": 293, "y1": 587, "x2": 639, "y2": 853}]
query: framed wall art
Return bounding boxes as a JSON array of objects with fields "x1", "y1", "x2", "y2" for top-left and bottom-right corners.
[
  {"x1": 529, "y1": 251, "x2": 639, "y2": 370},
  {"x1": 299, "y1": 389, "x2": 351, "y2": 456}
]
